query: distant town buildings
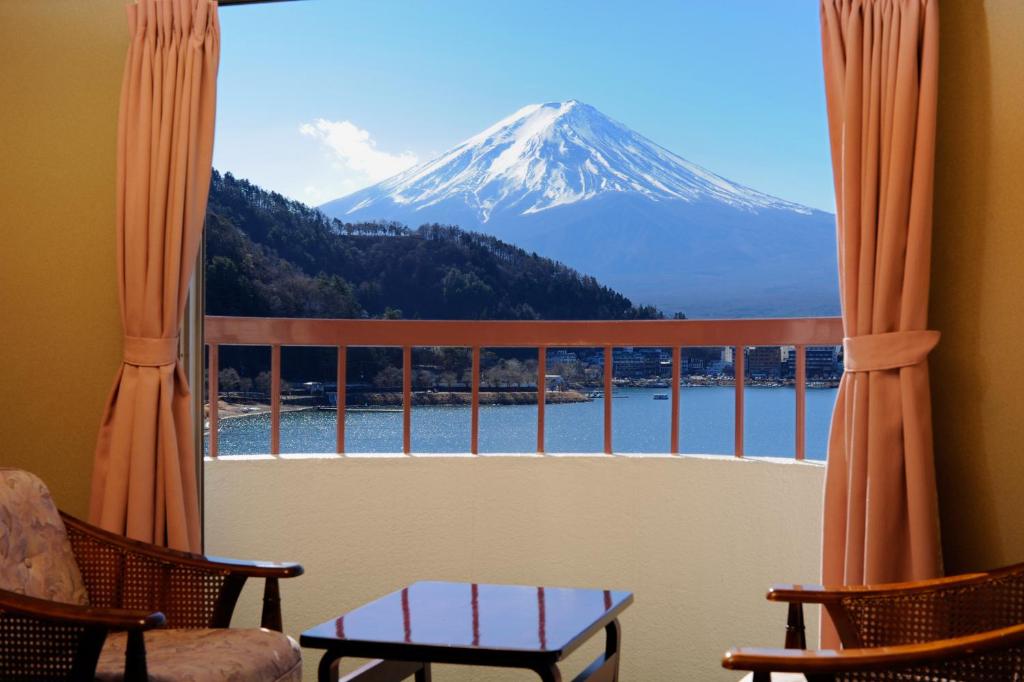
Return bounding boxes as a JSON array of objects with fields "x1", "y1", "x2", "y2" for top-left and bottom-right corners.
[
  {"x1": 544, "y1": 374, "x2": 567, "y2": 391},
  {"x1": 783, "y1": 345, "x2": 844, "y2": 380},
  {"x1": 681, "y1": 347, "x2": 727, "y2": 377},
  {"x1": 535, "y1": 344, "x2": 845, "y2": 384},
  {"x1": 255, "y1": 343, "x2": 843, "y2": 406},
  {"x1": 547, "y1": 349, "x2": 581, "y2": 368},
  {"x1": 746, "y1": 346, "x2": 782, "y2": 380},
  {"x1": 610, "y1": 347, "x2": 668, "y2": 378}
]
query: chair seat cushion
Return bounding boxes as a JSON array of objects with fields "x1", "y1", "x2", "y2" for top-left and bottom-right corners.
[
  {"x1": 738, "y1": 675, "x2": 807, "y2": 681},
  {"x1": 95, "y1": 628, "x2": 301, "y2": 682}
]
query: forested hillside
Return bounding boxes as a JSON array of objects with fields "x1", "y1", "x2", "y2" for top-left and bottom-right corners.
[{"x1": 205, "y1": 170, "x2": 663, "y2": 321}]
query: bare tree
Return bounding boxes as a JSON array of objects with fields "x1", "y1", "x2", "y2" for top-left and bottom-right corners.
[{"x1": 373, "y1": 366, "x2": 403, "y2": 390}]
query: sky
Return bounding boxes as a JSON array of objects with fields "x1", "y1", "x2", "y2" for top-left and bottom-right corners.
[{"x1": 214, "y1": 0, "x2": 835, "y2": 213}]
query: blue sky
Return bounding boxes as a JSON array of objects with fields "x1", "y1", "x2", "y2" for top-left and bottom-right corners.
[{"x1": 214, "y1": 0, "x2": 834, "y2": 212}]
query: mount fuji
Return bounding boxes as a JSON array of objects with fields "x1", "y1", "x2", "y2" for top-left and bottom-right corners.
[{"x1": 320, "y1": 100, "x2": 838, "y2": 318}]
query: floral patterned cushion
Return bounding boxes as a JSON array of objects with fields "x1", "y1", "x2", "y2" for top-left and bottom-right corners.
[
  {"x1": 95, "y1": 628, "x2": 302, "y2": 682},
  {"x1": 0, "y1": 468, "x2": 88, "y2": 605}
]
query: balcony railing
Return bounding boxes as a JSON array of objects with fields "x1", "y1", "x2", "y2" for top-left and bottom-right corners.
[{"x1": 204, "y1": 316, "x2": 844, "y2": 459}]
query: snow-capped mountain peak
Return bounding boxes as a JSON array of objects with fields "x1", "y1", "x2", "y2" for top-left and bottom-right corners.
[
  {"x1": 327, "y1": 100, "x2": 812, "y2": 224},
  {"x1": 320, "y1": 101, "x2": 837, "y2": 318}
]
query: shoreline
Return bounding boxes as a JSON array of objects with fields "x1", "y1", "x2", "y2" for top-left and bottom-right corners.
[
  {"x1": 208, "y1": 389, "x2": 592, "y2": 423},
  {"x1": 339, "y1": 390, "x2": 592, "y2": 407},
  {"x1": 208, "y1": 383, "x2": 839, "y2": 424}
]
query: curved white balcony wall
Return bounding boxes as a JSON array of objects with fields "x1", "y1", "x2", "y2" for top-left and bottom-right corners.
[{"x1": 205, "y1": 454, "x2": 823, "y2": 681}]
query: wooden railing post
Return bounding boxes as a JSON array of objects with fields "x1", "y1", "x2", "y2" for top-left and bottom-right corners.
[
  {"x1": 270, "y1": 344, "x2": 281, "y2": 455},
  {"x1": 795, "y1": 345, "x2": 806, "y2": 461},
  {"x1": 671, "y1": 346, "x2": 681, "y2": 455},
  {"x1": 734, "y1": 345, "x2": 744, "y2": 458},
  {"x1": 537, "y1": 346, "x2": 547, "y2": 454},
  {"x1": 336, "y1": 345, "x2": 346, "y2": 455},
  {"x1": 207, "y1": 344, "x2": 219, "y2": 458},
  {"x1": 471, "y1": 347, "x2": 480, "y2": 455},
  {"x1": 604, "y1": 346, "x2": 613, "y2": 455},
  {"x1": 403, "y1": 346, "x2": 412, "y2": 455}
]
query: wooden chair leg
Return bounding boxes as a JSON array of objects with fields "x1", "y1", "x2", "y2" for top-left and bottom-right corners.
[
  {"x1": 785, "y1": 602, "x2": 806, "y2": 649},
  {"x1": 69, "y1": 627, "x2": 107, "y2": 680},
  {"x1": 211, "y1": 573, "x2": 247, "y2": 628},
  {"x1": 261, "y1": 577, "x2": 283, "y2": 631},
  {"x1": 124, "y1": 630, "x2": 148, "y2": 682}
]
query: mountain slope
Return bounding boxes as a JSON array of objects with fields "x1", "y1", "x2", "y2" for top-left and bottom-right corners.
[
  {"x1": 205, "y1": 170, "x2": 662, "y2": 321},
  {"x1": 321, "y1": 100, "x2": 839, "y2": 318}
]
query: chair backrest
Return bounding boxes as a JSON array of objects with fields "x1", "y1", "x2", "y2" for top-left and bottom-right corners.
[{"x1": 0, "y1": 469, "x2": 87, "y2": 605}]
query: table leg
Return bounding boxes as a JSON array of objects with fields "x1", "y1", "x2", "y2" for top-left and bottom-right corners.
[
  {"x1": 533, "y1": 664, "x2": 563, "y2": 682},
  {"x1": 318, "y1": 656, "x2": 428, "y2": 682},
  {"x1": 570, "y1": 619, "x2": 623, "y2": 682},
  {"x1": 318, "y1": 651, "x2": 342, "y2": 682},
  {"x1": 606, "y1": 619, "x2": 622, "y2": 681}
]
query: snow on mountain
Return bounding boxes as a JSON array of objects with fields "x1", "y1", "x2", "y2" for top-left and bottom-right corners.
[
  {"x1": 331, "y1": 100, "x2": 810, "y2": 221},
  {"x1": 320, "y1": 101, "x2": 839, "y2": 318}
]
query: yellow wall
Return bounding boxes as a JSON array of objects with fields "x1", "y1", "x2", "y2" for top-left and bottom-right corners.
[
  {"x1": 931, "y1": 0, "x2": 1024, "y2": 573},
  {"x1": 0, "y1": 1, "x2": 127, "y2": 516}
]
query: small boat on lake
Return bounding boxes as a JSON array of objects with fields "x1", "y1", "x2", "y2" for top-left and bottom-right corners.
[{"x1": 653, "y1": 393, "x2": 669, "y2": 400}]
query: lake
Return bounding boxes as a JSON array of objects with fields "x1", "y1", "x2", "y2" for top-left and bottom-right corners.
[{"x1": 208, "y1": 386, "x2": 837, "y2": 460}]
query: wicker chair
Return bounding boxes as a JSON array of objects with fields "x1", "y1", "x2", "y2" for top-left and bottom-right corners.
[
  {"x1": 722, "y1": 563, "x2": 1024, "y2": 681},
  {"x1": 0, "y1": 468, "x2": 304, "y2": 681}
]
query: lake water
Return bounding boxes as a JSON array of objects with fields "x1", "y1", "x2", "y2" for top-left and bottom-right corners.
[{"x1": 209, "y1": 386, "x2": 837, "y2": 460}]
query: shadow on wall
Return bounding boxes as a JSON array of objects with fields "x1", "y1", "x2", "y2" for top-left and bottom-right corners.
[{"x1": 930, "y1": 0, "x2": 998, "y2": 574}]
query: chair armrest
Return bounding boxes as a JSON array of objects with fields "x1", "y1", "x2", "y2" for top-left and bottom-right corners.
[
  {"x1": 0, "y1": 588, "x2": 165, "y2": 630},
  {"x1": 768, "y1": 576, "x2": 997, "y2": 649},
  {"x1": 61, "y1": 512, "x2": 303, "y2": 578},
  {"x1": 769, "y1": 564, "x2": 1024, "y2": 651},
  {"x1": 722, "y1": 622, "x2": 1024, "y2": 675},
  {"x1": 199, "y1": 555, "x2": 304, "y2": 579},
  {"x1": 0, "y1": 589, "x2": 164, "y2": 681},
  {"x1": 767, "y1": 572, "x2": 990, "y2": 604},
  {"x1": 62, "y1": 512, "x2": 302, "y2": 631}
]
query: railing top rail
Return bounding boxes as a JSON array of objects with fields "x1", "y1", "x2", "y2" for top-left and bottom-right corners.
[{"x1": 205, "y1": 316, "x2": 844, "y2": 348}]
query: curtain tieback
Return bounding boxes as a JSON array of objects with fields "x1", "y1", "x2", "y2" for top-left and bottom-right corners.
[
  {"x1": 123, "y1": 335, "x2": 180, "y2": 367},
  {"x1": 843, "y1": 330, "x2": 940, "y2": 373}
]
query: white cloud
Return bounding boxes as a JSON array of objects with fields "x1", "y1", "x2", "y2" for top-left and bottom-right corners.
[{"x1": 300, "y1": 119, "x2": 419, "y2": 184}]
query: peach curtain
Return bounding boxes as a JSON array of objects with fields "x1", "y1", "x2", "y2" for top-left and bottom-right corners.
[
  {"x1": 90, "y1": 0, "x2": 219, "y2": 553},
  {"x1": 819, "y1": 0, "x2": 942, "y2": 643}
]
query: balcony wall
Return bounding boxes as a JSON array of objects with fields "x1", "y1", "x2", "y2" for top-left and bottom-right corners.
[{"x1": 205, "y1": 454, "x2": 823, "y2": 681}]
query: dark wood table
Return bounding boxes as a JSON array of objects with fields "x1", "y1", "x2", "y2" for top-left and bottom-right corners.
[{"x1": 300, "y1": 581, "x2": 633, "y2": 682}]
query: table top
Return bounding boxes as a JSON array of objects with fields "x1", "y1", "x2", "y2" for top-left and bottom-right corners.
[{"x1": 300, "y1": 581, "x2": 633, "y2": 664}]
